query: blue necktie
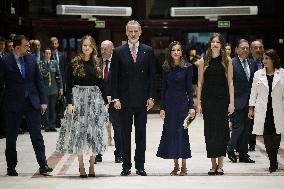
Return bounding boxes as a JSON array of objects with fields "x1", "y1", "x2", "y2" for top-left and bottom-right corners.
[
  {"x1": 19, "y1": 57, "x2": 26, "y2": 79},
  {"x1": 19, "y1": 57, "x2": 28, "y2": 97}
]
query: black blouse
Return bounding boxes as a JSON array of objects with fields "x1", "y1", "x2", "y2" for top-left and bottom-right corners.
[{"x1": 66, "y1": 59, "x2": 107, "y2": 104}]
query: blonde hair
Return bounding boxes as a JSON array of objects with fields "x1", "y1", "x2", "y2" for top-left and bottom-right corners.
[{"x1": 72, "y1": 35, "x2": 102, "y2": 78}]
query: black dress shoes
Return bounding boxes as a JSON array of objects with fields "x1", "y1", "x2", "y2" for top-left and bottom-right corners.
[
  {"x1": 39, "y1": 165, "x2": 53, "y2": 174},
  {"x1": 136, "y1": 169, "x2": 147, "y2": 176},
  {"x1": 239, "y1": 157, "x2": 255, "y2": 163},
  {"x1": 227, "y1": 150, "x2": 237, "y2": 163},
  {"x1": 7, "y1": 168, "x2": 18, "y2": 176},
  {"x1": 120, "y1": 169, "x2": 131, "y2": 176},
  {"x1": 115, "y1": 156, "x2": 122, "y2": 163}
]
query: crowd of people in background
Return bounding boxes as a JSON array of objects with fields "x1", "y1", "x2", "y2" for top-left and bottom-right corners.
[{"x1": 0, "y1": 20, "x2": 283, "y2": 177}]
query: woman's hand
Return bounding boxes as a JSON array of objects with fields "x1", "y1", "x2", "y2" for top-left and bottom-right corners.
[
  {"x1": 188, "y1": 109, "x2": 196, "y2": 119},
  {"x1": 228, "y1": 103, "x2": 235, "y2": 115},
  {"x1": 196, "y1": 104, "x2": 202, "y2": 115},
  {"x1": 248, "y1": 107, "x2": 254, "y2": 119},
  {"x1": 160, "y1": 110, "x2": 165, "y2": 120},
  {"x1": 67, "y1": 104, "x2": 74, "y2": 115}
]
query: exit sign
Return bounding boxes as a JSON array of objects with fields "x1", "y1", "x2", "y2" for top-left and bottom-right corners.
[
  {"x1": 218, "y1": 21, "x2": 230, "y2": 28},
  {"x1": 95, "y1": 20, "x2": 105, "y2": 28}
]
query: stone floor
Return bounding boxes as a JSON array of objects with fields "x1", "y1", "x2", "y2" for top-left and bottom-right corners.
[{"x1": 0, "y1": 114, "x2": 283, "y2": 189}]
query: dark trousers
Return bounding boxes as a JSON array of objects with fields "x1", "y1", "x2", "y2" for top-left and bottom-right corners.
[
  {"x1": 248, "y1": 119, "x2": 256, "y2": 149},
  {"x1": 45, "y1": 94, "x2": 57, "y2": 129},
  {"x1": 109, "y1": 105, "x2": 122, "y2": 158},
  {"x1": 0, "y1": 106, "x2": 5, "y2": 138},
  {"x1": 227, "y1": 108, "x2": 251, "y2": 158},
  {"x1": 5, "y1": 98, "x2": 47, "y2": 169},
  {"x1": 120, "y1": 106, "x2": 147, "y2": 170}
]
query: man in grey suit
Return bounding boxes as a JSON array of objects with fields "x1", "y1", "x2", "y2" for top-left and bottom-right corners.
[{"x1": 227, "y1": 39, "x2": 257, "y2": 163}]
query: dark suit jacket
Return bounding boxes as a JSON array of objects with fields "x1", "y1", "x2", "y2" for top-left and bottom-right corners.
[
  {"x1": 51, "y1": 51, "x2": 66, "y2": 85},
  {"x1": 0, "y1": 52, "x2": 47, "y2": 112},
  {"x1": 111, "y1": 43, "x2": 156, "y2": 107},
  {"x1": 232, "y1": 56, "x2": 257, "y2": 110},
  {"x1": 99, "y1": 58, "x2": 112, "y2": 96}
]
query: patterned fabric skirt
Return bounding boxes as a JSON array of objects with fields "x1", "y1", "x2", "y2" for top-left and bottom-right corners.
[{"x1": 56, "y1": 85, "x2": 109, "y2": 155}]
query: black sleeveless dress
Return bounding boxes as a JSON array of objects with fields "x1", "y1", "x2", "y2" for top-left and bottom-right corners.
[{"x1": 201, "y1": 56, "x2": 230, "y2": 158}]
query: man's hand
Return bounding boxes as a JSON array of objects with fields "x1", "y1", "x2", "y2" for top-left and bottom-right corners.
[
  {"x1": 67, "y1": 104, "x2": 74, "y2": 115},
  {"x1": 188, "y1": 109, "x2": 195, "y2": 119},
  {"x1": 160, "y1": 110, "x2": 165, "y2": 120},
  {"x1": 146, "y1": 98, "x2": 154, "y2": 111}
]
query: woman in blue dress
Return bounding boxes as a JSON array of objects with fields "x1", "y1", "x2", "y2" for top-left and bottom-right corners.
[{"x1": 157, "y1": 41, "x2": 195, "y2": 176}]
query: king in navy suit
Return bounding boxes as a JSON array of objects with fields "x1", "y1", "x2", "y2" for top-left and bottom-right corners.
[
  {"x1": 0, "y1": 35, "x2": 53, "y2": 176},
  {"x1": 111, "y1": 20, "x2": 156, "y2": 176}
]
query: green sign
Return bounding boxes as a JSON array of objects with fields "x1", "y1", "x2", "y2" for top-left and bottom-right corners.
[
  {"x1": 218, "y1": 21, "x2": 230, "y2": 28},
  {"x1": 95, "y1": 20, "x2": 105, "y2": 28}
]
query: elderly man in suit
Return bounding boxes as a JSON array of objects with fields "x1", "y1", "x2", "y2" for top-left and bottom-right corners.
[
  {"x1": 111, "y1": 20, "x2": 156, "y2": 176},
  {"x1": 0, "y1": 35, "x2": 53, "y2": 176},
  {"x1": 227, "y1": 39, "x2": 257, "y2": 163},
  {"x1": 96, "y1": 40, "x2": 123, "y2": 164}
]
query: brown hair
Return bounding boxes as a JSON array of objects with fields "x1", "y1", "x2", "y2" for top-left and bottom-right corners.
[
  {"x1": 72, "y1": 35, "x2": 102, "y2": 78},
  {"x1": 162, "y1": 41, "x2": 187, "y2": 72},
  {"x1": 203, "y1": 33, "x2": 229, "y2": 73},
  {"x1": 264, "y1": 49, "x2": 281, "y2": 69}
]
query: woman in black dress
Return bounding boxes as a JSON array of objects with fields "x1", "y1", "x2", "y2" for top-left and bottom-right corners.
[
  {"x1": 196, "y1": 33, "x2": 234, "y2": 175},
  {"x1": 157, "y1": 41, "x2": 195, "y2": 176},
  {"x1": 248, "y1": 49, "x2": 284, "y2": 173}
]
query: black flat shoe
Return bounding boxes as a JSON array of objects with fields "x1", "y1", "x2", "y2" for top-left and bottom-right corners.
[
  {"x1": 136, "y1": 169, "x2": 147, "y2": 176},
  {"x1": 216, "y1": 168, "x2": 224, "y2": 175},
  {"x1": 39, "y1": 165, "x2": 53, "y2": 174},
  {"x1": 7, "y1": 168, "x2": 18, "y2": 176},
  {"x1": 208, "y1": 168, "x2": 216, "y2": 176},
  {"x1": 120, "y1": 169, "x2": 131, "y2": 176}
]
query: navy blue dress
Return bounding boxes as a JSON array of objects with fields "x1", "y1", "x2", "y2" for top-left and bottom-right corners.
[{"x1": 157, "y1": 65, "x2": 194, "y2": 159}]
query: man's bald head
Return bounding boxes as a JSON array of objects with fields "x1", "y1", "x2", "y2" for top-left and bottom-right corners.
[{"x1": 100, "y1": 40, "x2": 114, "y2": 60}]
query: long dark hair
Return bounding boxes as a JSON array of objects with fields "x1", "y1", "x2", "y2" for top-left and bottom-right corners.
[
  {"x1": 72, "y1": 35, "x2": 102, "y2": 78},
  {"x1": 162, "y1": 41, "x2": 187, "y2": 72},
  {"x1": 203, "y1": 33, "x2": 229, "y2": 73}
]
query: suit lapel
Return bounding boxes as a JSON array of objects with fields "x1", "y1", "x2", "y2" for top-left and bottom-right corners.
[
  {"x1": 23, "y1": 56, "x2": 29, "y2": 80},
  {"x1": 236, "y1": 58, "x2": 247, "y2": 80},
  {"x1": 123, "y1": 44, "x2": 134, "y2": 64},
  {"x1": 272, "y1": 69, "x2": 281, "y2": 90},
  {"x1": 259, "y1": 69, "x2": 269, "y2": 90},
  {"x1": 11, "y1": 54, "x2": 25, "y2": 80},
  {"x1": 136, "y1": 44, "x2": 146, "y2": 64}
]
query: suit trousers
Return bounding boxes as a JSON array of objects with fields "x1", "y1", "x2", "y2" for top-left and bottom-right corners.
[
  {"x1": 227, "y1": 107, "x2": 251, "y2": 158},
  {"x1": 45, "y1": 94, "x2": 58, "y2": 129},
  {"x1": 5, "y1": 98, "x2": 47, "y2": 169},
  {"x1": 119, "y1": 106, "x2": 147, "y2": 170},
  {"x1": 109, "y1": 104, "x2": 122, "y2": 158}
]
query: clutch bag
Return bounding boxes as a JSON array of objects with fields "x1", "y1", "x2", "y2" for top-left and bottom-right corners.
[{"x1": 183, "y1": 115, "x2": 195, "y2": 129}]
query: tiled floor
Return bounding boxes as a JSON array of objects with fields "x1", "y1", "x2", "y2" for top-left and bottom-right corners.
[{"x1": 0, "y1": 114, "x2": 283, "y2": 189}]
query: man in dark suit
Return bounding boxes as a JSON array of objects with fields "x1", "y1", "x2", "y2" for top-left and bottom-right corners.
[
  {"x1": 227, "y1": 39, "x2": 257, "y2": 163},
  {"x1": 96, "y1": 40, "x2": 122, "y2": 164},
  {"x1": 111, "y1": 20, "x2": 156, "y2": 176},
  {"x1": 0, "y1": 35, "x2": 53, "y2": 176},
  {"x1": 50, "y1": 36, "x2": 67, "y2": 128},
  {"x1": 31, "y1": 39, "x2": 44, "y2": 63}
]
